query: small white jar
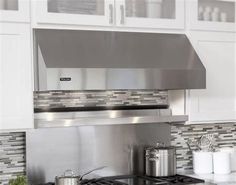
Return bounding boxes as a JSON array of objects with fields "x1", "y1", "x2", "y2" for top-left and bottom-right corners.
[
  {"x1": 213, "y1": 7, "x2": 220, "y2": 13},
  {"x1": 193, "y1": 151, "x2": 213, "y2": 174},
  {"x1": 203, "y1": 6, "x2": 212, "y2": 21},
  {"x1": 203, "y1": 11, "x2": 211, "y2": 21},
  {"x1": 205, "y1": 6, "x2": 212, "y2": 13},
  {"x1": 220, "y1": 12, "x2": 227, "y2": 22},
  {"x1": 211, "y1": 7, "x2": 219, "y2": 22},
  {"x1": 198, "y1": 6, "x2": 204, "y2": 20}
]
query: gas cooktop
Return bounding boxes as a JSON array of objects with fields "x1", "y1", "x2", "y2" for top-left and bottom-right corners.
[{"x1": 40, "y1": 174, "x2": 205, "y2": 185}]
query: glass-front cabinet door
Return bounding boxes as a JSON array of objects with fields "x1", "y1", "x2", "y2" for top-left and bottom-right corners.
[
  {"x1": 35, "y1": 0, "x2": 115, "y2": 26},
  {"x1": 187, "y1": 0, "x2": 236, "y2": 32},
  {"x1": 115, "y1": 0, "x2": 184, "y2": 29},
  {"x1": 0, "y1": 0, "x2": 30, "y2": 22}
]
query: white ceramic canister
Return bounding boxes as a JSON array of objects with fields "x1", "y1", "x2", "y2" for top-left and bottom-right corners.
[
  {"x1": 213, "y1": 151, "x2": 231, "y2": 174},
  {"x1": 146, "y1": 0, "x2": 162, "y2": 18},
  {"x1": 193, "y1": 151, "x2": 213, "y2": 174},
  {"x1": 220, "y1": 148, "x2": 236, "y2": 172}
]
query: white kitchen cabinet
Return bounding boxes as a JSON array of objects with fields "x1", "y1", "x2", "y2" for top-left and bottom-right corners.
[
  {"x1": 185, "y1": 32, "x2": 236, "y2": 124},
  {"x1": 116, "y1": 0, "x2": 184, "y2": 29},
  {"x1": 0, "y1": 23, "x2": 33, "y2": 130},
  {"x1": 34, "y1": 0, "x2": 115, "y2": 26},
  {"x1": 187, "y1": 0, "x2": 236, "y2": 32},
  {"x1": 33, "y1": 0, "x2": 184, "y2": 30},
  {"x1": 0, "y1": 0, "x2": 30, "y2": 22}
]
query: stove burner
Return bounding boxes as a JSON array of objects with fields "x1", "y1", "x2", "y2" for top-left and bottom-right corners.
[
  {"x1": 39, "y1": 174, "x2": 204, "y2": 185},
  {"x1": 82, "y1": 178, "x2": 127, "y2": 185},
  {"x1": 153, "y1": 175, "x2": 205, "y2": 185},
  {"x1": 38, "y1": 179, "x2": 127, "y2": 185}
]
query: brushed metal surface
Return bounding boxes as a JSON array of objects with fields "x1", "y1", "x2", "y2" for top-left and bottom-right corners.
[
  {"x1": 145, "y1": 147, "x2": 176, "y2": 177},
  {"x1": 34, "y1": 109, "x2": 188, "y2": 128},
  {"x1": 34, "y1": 30, "x2": 206, "y2": 90},
  {"x1": 26, "y1": 124, "x2": 171, "y2": 184}
]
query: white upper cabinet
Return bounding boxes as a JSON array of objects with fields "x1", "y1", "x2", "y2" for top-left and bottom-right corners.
[
  {"x1": 186, "y1": 32, "x2": 236, "y2": 124},
  {"x1": 116, "y1": 0, "x2": 184, "y2": 29},
  {"x1": 0, "y1": 0, "x2": 30, "y2": 22},
  {"x1": 0, "y1": 23, "x2": 33, "y2": 130},
  {"x1": 33, "y1": 0, "x2": 185, "y2": 30},
  {"x1": 34, "y1": 0, "x2": 115, "y2": 26},
  {"x1": 187, "y1": 0, "x2": 236, "y2": 32}
]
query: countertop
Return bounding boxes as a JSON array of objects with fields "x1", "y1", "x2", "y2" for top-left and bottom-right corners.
[{"x1": 179, "y1": 171, "x2": 236, "y2": 185}]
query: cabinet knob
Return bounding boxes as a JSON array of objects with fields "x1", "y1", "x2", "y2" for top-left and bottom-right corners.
[
  {"x1": 109, "y1": 4, "x2": 114, "y2": 24},
  {"x1": 120, "y1": 5, "x2": 125, "y2": 25}
]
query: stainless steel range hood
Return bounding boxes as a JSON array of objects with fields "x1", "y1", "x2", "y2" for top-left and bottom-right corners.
[{"x1": 34, "y1": 29, "x2": 206, "y2": 91}]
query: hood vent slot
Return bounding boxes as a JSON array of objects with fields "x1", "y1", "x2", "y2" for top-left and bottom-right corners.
[{"x1": 35, "y1": 109, "x2": 188, "y2": 128}]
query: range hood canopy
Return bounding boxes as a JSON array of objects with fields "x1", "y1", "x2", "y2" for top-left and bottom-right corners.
[{"x1": 35, "y1": 29, "x2": 206, "y2": 90}]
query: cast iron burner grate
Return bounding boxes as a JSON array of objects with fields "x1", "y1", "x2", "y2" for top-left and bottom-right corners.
[
  {"x1": 38, "y1": 179, "x2": 127, "y2": 185},
  {"x1": 39, "y1": 174, "x2": 204, "y2": 185},
  {"x1": 81, "y1": 178, "x2": 128, "y2": 185},
  {"x1": 152, "y1": 175, "x2": 205, "y2": 185}
]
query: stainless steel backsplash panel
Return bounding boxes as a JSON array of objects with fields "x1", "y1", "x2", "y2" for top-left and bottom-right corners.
[{"x1": 26, "y1": 124, "x2": 170, "y2": 184}]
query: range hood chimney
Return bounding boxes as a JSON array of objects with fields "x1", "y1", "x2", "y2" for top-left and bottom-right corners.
[{"x1": 34, "y1": 29, "x2": 206, "y2": 90}]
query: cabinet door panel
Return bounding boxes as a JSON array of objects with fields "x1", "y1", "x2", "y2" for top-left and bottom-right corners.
[
  {"x1": 34, "y1": 0, "x2": 114, "y2": 27},
  {"x1": 187, "y1": 34, "x2": 236, "y2": 123},
  {"x1": 0, "y1": 24, "x2": 33, "y2": 130},
  {"x1": 116, "y1": 0, "x2": 184, "y2": 29},
  {"x1": 0, "y1": 0, "x2": 30, "y2": 22},
  {"x1": 187, "y1": 0, "x2": 236, "y2": 32}
]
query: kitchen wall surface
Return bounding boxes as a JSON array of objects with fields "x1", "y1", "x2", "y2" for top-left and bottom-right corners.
[
  {"x1": 171, "y1": 123, "x2": 236, "y2": 171},
  {"x1": 0, "y1": 132, "x2": 26, "y2": 185}
]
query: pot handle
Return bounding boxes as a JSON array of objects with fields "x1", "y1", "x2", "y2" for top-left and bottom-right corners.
[
  {"x1": 79, "y1": 166, "x2": 107, "y2": 181},
  {"x1": 64, "y1": 169, "x2": 75, "y2": 177}
]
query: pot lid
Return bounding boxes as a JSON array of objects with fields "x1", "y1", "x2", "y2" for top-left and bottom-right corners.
[
  {"x1": 56, "y1": 170, "x2": 80, "y2": 179},
  {"x1": 146, "y1": 142, "x2": 176, "y2": 152}
]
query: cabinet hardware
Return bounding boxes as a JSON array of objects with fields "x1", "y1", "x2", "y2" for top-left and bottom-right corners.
[
  {"x1": 109, "y1": 4, "x2": 114, "y2": 24},
  {"x1": 120, "y1": 5, "x2": 125, "y2": 24}
]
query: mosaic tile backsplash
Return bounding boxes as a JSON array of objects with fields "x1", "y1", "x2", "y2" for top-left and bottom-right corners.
[
  {"x1": 0, "y1": 132, "x2": 26, "y2": 185},
  {"x1": 171, "y1": 123, "x2": 236, "y2": 171},
  {"x1": 34, "y1": 90, "x2": 169, "y2": 111}
]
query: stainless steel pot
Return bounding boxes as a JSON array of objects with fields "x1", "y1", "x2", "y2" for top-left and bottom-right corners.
[
  {"x1": 55, "y1": 166, "x2": 106, "y2": 185},
  {"x1": 55, "y1": 170, "x2": 80, "y2": 185},
  {"x1": 145, "y1": 143, "x2": 176, "y2": 177}
]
